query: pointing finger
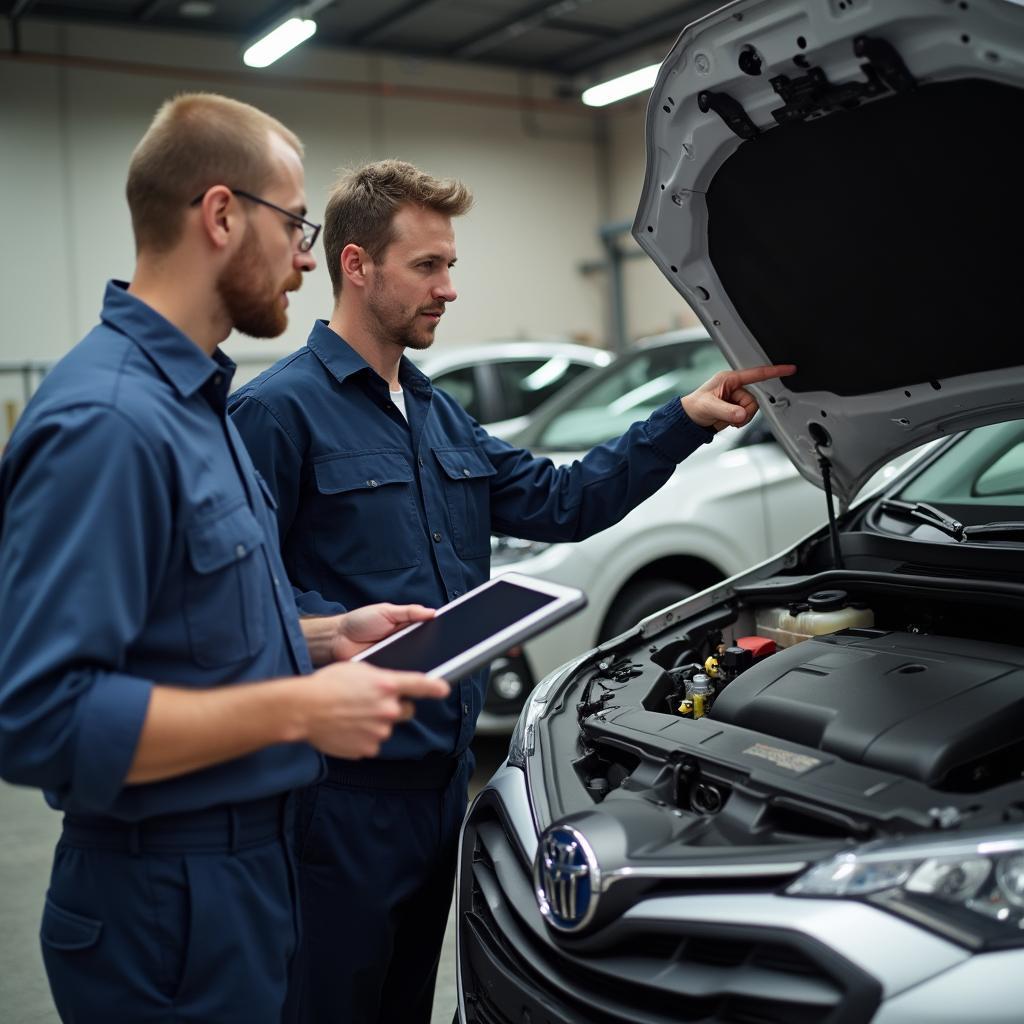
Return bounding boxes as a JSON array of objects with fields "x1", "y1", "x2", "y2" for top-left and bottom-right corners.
[{"x1": 726, "y1": 363, "x2": 796, "y2": 387}]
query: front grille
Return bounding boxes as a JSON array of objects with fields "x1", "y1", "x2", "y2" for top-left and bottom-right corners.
[{"x1": 458, "y1": 799, "x2": 881, "y2": 1024}]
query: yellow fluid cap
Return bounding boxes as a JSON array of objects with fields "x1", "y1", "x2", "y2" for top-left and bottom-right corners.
[
  {"x1": 704, "y1": 656, "x2": 719, "y2": 678},
  {"x1": 677, "y1": 699, "x2": 694, "y2": 716}
]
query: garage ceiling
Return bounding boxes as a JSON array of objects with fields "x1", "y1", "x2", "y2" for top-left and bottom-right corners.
[{"x1": 2, "y1": 0, "x2": 725, "y2": 78}]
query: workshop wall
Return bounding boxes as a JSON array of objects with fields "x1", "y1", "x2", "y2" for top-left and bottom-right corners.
[{"x1": 0, "y1": 21, "x2": 605, "y2": 361}]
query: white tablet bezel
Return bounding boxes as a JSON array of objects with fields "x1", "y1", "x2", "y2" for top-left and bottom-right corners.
[{"x1": 351, "y1": 572, "x2": 586, "y2": 682}]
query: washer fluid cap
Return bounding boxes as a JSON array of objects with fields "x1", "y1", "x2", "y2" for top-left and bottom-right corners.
[{"x1": 808, "y1": 589, "x2": 848, "y2": 612}]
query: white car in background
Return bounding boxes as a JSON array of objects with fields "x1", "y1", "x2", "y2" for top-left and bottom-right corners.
[
  {"x1": 477, "y1": 328, "x2": 827, "y2": 732},
  {"x1": 412, "y1": 340, "x2": 611, "y2": 438}
]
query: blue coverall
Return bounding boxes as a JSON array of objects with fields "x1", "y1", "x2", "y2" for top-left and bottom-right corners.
[
  {"x1": 229, "y1": 320, "x2": 713, "y2": 1023},
  {"x1": 0, "y1": 283, "x2": 322, "y2": 1023}
]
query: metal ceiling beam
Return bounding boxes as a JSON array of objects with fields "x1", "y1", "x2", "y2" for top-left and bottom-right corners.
[
  {"x1": 347, "y1": 0, "x2": 437, "y2": 45},
  {"x1": 546, "y1": 17, "x2": 618, "y2": 39},
  {"x1": 134, "y1": 0, "x2": 174, "y2": 21},
  {"x1": 450, "y1": 0, "x2": 593, "y2": 61},
  {"x1": 551, "y1": 0, "x2": 722, "y2": 75}
]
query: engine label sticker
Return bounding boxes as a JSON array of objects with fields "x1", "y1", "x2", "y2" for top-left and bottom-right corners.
[{"x1": 743, "y1": 743, "x2": 821, "y2": 774}]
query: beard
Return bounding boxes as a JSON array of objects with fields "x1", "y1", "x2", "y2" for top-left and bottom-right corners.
[
  {"x1": 217, "y1": 225, "x2": 300, "y2": 339},
  {"x1": 367, "y1": 272, "x2": 440, "y2": 352}
]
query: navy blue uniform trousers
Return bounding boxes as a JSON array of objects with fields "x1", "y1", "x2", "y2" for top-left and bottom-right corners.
[
  {"x1": 40, "y1": 796, "x2": 299, "y2": 1024},
  {"x1": 284, "y1": 752, "x2": 473, "y2": 1023}
]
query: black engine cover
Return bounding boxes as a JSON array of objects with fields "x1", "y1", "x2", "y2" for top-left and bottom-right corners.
[{"x1": 709, "y1": 630, "x2": 1024, "y2": 786}]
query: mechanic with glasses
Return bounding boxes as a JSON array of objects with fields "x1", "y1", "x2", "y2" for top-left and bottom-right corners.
[
  {"x1": 189, "y1": 186, "x2": 322, "y2": 252},
  {"x1": 0, "y1": 94, "x2": 448, "y2": 1024}
]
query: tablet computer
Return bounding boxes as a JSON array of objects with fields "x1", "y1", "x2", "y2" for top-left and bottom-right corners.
[{"x1": 352, "y1": 572, "x2": 586, "y2": 683}]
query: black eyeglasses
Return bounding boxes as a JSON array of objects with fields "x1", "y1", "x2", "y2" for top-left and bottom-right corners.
[{"x1": 189, "y1": 187, "x2": 321, "y2": 252}]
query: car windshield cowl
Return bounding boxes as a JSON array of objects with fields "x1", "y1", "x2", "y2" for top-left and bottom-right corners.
[{"x1": 879, "y1": 499, "x2": 1024, "y2": 543}]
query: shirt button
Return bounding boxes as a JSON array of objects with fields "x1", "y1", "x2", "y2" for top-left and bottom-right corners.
[
  {"x1": 462, "y1": 468, "x2": 471, "y2": 477},
  {"x1": 418, "y1": 457, "x2": 424, "y2": 467},
  {"x1": 453, "y1": 590, "x2": 461, "y2": 597},
  {"x1": 235, "y1": 543, "x2": 246, "y2": 558},
  {"x1": 463, "y1": 703, "x2": 469, "y2": 716},
  {"x1": 432, "y1": 531, "x2": 442, "y2": 543},
  {"x1": 273, "y1": 576, "x2": 280, "y2": 586},
  {"x1": 367, "y1": 479, "x2": 379, "y2": 488}
]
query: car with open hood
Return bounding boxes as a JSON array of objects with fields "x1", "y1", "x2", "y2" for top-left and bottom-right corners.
[{"x1": 456, "y1": 1, "x2": 1024, "y2": 1021}]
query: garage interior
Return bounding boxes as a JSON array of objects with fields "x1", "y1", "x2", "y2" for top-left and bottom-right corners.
[{"x1": 1, "y1": 3, "x2": 718, "y2": 1022}]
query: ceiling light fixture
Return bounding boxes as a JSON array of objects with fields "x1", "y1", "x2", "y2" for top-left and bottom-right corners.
[
  {"x1": 581, "y1": 62, "x2": 660, "y2": 107},
  {"x1": 243, "y1": 17, "x2": 316, "y2": 67},
  {"x1": 243, "y1": 1, "x2": 335, "y2": 69}
]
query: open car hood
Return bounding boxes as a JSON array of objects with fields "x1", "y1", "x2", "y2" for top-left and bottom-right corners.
[{"x1": 635, "y1": 0, "x2": 1024, "y2": 506}]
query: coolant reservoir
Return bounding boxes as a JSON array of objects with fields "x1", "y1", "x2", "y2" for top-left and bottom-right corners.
[{"x1": 755, "y1": 590, "x2": 873, "y2": 648}]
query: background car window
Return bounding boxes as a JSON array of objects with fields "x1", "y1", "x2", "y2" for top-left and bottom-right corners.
[
  {"x1": 899, "y1": 421, "x2": 1024, "y2": 507},
  {"x1": 432, "y1": 366, "x2": 482, "y2": 422},
  {"x1": 494, "y1": 358, "x2": 594, "y2": 421},
  {"x1": 974, "y1": 441, "x2": 1024, "y2": 498},
  {"x1": 538, "y1": 340, "x2": 727, "y2": 450}
]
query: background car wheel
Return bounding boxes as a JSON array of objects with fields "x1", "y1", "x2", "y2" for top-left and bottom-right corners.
[{"x1": 599, "y1": 579, "x2": 697, "y2": 642}]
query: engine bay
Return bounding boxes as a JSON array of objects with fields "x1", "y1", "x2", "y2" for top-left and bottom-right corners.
[{"x1": 545, "y1": 574, "x2": 1024, "y2": 852}]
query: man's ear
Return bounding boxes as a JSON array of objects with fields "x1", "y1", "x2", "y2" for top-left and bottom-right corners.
[
  {"x1": 197, "y1": 185, "x2": 235, "y2": 251},
  {"x1": 340, "y1": 243, "x2": 369, "y2": 289}
]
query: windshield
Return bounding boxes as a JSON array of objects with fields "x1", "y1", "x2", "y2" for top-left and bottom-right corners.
[
  {"x1": 536, "y1": 339, "x2": 727, "y2": 450},
  {"x1": 898, "y1": 421, "x2": 1024, "y2": 508}
]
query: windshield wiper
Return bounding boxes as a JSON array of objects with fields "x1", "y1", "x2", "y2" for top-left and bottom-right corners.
[
  {"x1": 962, "y1": 521, "x2": 1024, "y2": 541},
  {"x1": 880, "y1": 501, "x2": 1024, "y2": 543},
  {"x1": 879, "y1": 499, "x2": 965, "y2": 540}
]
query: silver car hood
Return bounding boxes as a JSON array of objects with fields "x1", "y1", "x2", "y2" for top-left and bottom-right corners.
[{"x1": 635, "y1": 0, "x2": 1024, "y2": 506}]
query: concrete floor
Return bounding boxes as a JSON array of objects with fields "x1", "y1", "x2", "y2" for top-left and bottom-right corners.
[{"x1": 0, "y1": 737, "x2": 507, "y2": 1024}]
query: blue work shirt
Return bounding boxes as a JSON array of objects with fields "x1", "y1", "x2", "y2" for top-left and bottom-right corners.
[
  {"x1": 0, "y1": 282, "x2": 320, "y2": 821},
  {"x1": 229, "y1": 321, "x2": 713, "y2": 761}
]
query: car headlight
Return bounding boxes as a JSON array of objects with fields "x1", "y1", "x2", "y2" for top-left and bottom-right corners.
[
  {"x1": 787, "y1": 830, "x2": 1024, "y2": 950},
  {"x1": 490, "y1": 534, "x2": 553, "y2": 566},
  {"x1": 507, "y1": 656, "x2": 586, "y2": 770}
]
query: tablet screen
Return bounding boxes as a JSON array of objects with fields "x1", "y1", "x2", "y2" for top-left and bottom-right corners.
[{"x1": 361, "y1": 580, "x2": 557, "y2": 673}]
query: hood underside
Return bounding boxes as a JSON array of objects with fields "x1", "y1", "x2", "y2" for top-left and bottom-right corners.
[{"x1": 635, "y1": 0, "x2": 1024, "y2": 505}]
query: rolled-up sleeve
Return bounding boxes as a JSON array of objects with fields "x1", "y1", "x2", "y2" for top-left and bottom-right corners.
[
  {"x1": 0, "y1": 406, "x2": 166, "y2": 810},
  {"x1": 484, "y1": 397, "x2": 714, "y2": 543}
]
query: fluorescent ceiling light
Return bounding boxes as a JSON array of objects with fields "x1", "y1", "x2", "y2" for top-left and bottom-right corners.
[
  {"x1": 243, "y1": 17, "x2": 316, "y2": 68},
  {"x1": 582, "y1": 62, "x2": 660, "y2": 107}
]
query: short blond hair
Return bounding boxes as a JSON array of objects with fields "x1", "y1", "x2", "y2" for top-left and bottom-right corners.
[
  {"x1": 324, "y1": 159, "x2": 473, "y2": 297},
  {"x1": 126, "y1": 92, "x2": 303, "y2": 253}
]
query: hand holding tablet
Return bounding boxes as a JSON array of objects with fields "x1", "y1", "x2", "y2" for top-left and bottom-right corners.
[{"x1": 352, "y1": 572, "x2": 586, "y2": 683}]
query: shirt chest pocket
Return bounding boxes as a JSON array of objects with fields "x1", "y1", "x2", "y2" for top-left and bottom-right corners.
[
  {"x1": 313, "y1": 451, "x2": 422, "y2": 575},
  {"x1": 432, "y1": 446, "x2": 497, "y2": 560},
  {"x1": 184, "y1": 502, "x2": 267, "y2": 668}
]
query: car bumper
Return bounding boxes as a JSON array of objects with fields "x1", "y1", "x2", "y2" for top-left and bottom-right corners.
[{"x1": 456, "y1": 763, "x2": 1022, "y2": 1024}]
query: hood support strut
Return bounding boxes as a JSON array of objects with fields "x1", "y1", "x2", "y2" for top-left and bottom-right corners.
[{"x1": 817, "y1": 446, "x2": 845, "y2": 570}]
